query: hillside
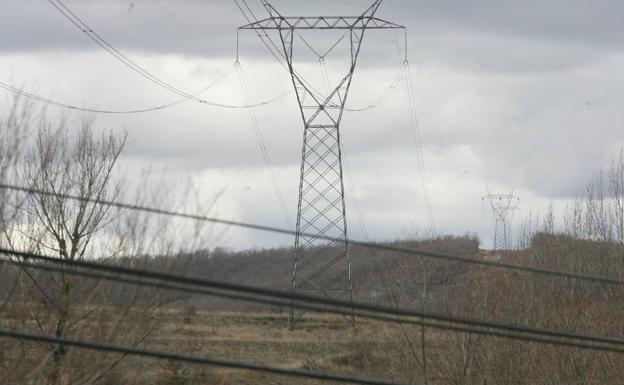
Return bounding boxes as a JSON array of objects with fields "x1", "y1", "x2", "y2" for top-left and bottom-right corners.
[{"x1": 161, "y1": 236, "x2": 479, "y2": 313}]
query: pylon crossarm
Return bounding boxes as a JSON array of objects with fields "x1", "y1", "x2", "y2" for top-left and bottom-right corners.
[{"x1": 239, "y1": 16, "x2": 404, "y2": 30}]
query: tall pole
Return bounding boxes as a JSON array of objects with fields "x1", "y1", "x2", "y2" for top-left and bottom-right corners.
[
  {"x1": 239, "y1": 1, "x2": 405, "y2": 327},
  {"x1": 483, "y1": 193, "x2": 520, "y2": 251}
]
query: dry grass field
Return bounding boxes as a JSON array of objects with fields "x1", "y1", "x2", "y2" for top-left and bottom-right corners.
[
  {"x1": 4, "y1": 237, "x2": 624, "y2": 385},
  {"x1": 2, "y1": 304, "x2": 444, "y2": 384},
  {"x1": 119, "y1": 310, "x2": 437, "y2": 385}
]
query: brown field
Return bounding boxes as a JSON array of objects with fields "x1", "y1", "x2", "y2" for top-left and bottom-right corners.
[
  {"x1": 0, "y1": 308, "x2": 442, "y2": 384},
  {"x1": 4, "y1": 235, "x2": 624, "y2": 384},
  {"x1": 112, "y1": 310, "x2": 437, "y2": 385}
]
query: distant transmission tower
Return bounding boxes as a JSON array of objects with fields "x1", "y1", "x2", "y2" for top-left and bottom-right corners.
[
  {"x1": 483, "y1": 192, "x2": 520, "y2": 251},
  {"x1": 239, "y1": 1, "x2": 405, "y2": 327}
]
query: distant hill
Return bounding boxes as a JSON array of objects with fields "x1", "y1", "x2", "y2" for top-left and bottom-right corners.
[{"x1": 162, "y1": 236, "x2": 480, "y2": 313}]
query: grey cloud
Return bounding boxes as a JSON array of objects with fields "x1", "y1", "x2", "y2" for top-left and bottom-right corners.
[
  {"x1": 2, "y1": 0, "x2": 243, "y2": 56},
  {"x1": 4, "y1": 1, "x2": 623, "y2": 72},
  {"x1": 2, "y1": 0, "x2": 624, "y2": 247},
  {"x1": 404, "y1": 0, "x2": 624, "y2": 49}
]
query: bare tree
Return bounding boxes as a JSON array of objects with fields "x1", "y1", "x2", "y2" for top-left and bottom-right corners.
[
  {"x1": 609, "y1": 149, "x2": 624, "y2": 244},
  {"x1": 0, "y1": 111, "x2": 217, "y2": 384},
  {"x1": 8, "y1": 120, "x2": 126, "y2": 384},
  {"x1": 0, "y1": 95, "x2": 34, "y2": 243},
  {"x1": 0, "y1": 95, "x2": 36, "y2": 370}
]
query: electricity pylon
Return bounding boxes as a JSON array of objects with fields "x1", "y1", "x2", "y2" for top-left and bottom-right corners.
[
  {"x1": 239, "y1": 1, "x2": 405, "y2": 327},
  {"x1": 483, "y1": 192, "x2": 520, "y2": 251}
]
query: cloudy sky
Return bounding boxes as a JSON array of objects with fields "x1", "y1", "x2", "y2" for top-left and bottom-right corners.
[{"x1": 1, "y1": 0, "x2": 623, "y2": 249}]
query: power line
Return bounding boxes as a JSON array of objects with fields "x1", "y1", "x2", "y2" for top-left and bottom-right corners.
[
  {"x1": 13, "y1": 0, "x2": 401, "y2": 115},
  {"x1": 241, "y1": 0, "x2": 260, "y2": 22},
  {"x1": 377, "y1": 7, "x2": 435, "y2": 235},
  {"x1": 402, "y1": 60, "x2": 436, "y2": 236},
  {"x1": 236, "y1": 62, "x2": 294, "y2": 230},
  {"x1": 47, "y1": 0, "x2": 196, "y2": 102},
  {"x1": 344, "y1": 65, "x2": 403, "y2": 112},
  {"x1": 341, "y1": 143, "x2": 371, "y2": 241},
  {"x1": 0, "y1": 69, "x2": 230, "y2": 115},
  {"x1": 0, "y1": 328, "x2": 405, "y2": 385},
  {"x1": 0, "y1": 76, "x2": 292, "y2": 114},
  {"x1": 0, "y1": 254, "x2": 484, "y2": 335},
  {"x1": 3, "y1": 183, "x2": 624, "y2": 288},
  {"x1": 0, "y1": 254, "x2": 610, "y2": 355},
  {"x1": 4, "y1": 248, "x2": 624, "y2": 354},
  {"x1": 235, "y1": 0, "x2": 287, "y2": 65},
  {"x1": 46, "y1": 0, "x2": 290, "y2": 110}
]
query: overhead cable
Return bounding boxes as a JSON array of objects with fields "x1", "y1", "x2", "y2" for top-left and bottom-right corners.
[
  {"x1": 2, "y1": 183, "x2": 624, "y2": 288},
  {"x1": 236, "y1": 62, "x2": 294, "y2": 230},
  {"x1": 344, "y1": 65, "x2": 403, "y2": 112},
  {"x1": 0, "y1": 69, "x2": 230, "y2": 115},
  {"x1": 403, "y1": 60, "x2": 436, "y2": 235},
  {"x1": 341, "y1": 143, "x2": 371, "y2": 241},
  {"x1": 32, "y1": 0, "x2": 403, "y2": 114},
  {"x1": 3, "y1": 248, "x2": 624, "y2": 354},
  {"x1": 46, "y1": 0, "x2": 290, "y2": 110}
]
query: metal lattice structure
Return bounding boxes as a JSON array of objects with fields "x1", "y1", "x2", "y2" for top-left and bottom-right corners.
[
  {"x1": 483, "y1": 193, "x2": 520, "y2": 251},
  {"x1": 240, "y1": 1, "x2": 404, "y2": 327}
]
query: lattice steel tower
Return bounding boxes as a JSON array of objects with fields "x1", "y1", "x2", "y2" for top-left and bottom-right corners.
[
  {"x1": 239, "y1": 1, "x2": 405, "y2": 326},
  {"x1": 483, "y1": 193, "x2": 520, "y2": 251}
]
